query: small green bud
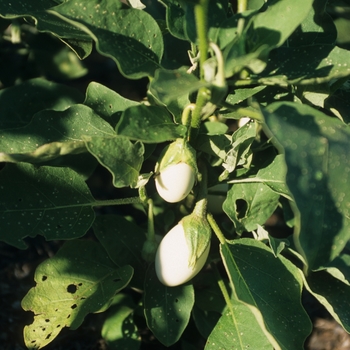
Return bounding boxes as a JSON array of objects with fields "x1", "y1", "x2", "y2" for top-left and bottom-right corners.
[{"x1": 155, "y1": 139, "x2": 197, "y2": 203}]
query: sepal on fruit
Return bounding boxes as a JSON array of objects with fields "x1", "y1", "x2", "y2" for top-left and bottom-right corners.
[{"x1": 155, "y1": 138, "x2": 197, "y2": 203}]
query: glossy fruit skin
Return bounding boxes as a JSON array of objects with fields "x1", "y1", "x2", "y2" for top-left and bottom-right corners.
[
  {"x1": 155, "y1": 223, "x2": 210, "y2": 287},
  {"x1": 155, "y1": 162, "x2": 196, "y2": 203}
]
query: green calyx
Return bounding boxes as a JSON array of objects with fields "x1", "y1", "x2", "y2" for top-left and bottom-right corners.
[
  {"x1": 155, "y1": 138, "x2": 198, "y2": 175},
  {"x1": 181, "y1": 198, "x2": 211, "y2": 268}
]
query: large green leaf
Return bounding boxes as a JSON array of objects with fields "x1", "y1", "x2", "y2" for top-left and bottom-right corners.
[
  {"x1": 220, "y1": 238, "x2": 312, "y2": 350},
  {"x1": 84, "y1": 136, "x2": 144, "y2": 188},
  {"x1": 258, "y1": 45, "x2": 350, "y2": 86},
  {"x1": 143, "y1": 264, "x2": 194, "y2": 346},
  {"x1": 0, "y1": 163, "x2": 96, "y2": 249},
  {"x1": 305, "y1": 270, "x2": 350, "y2": 333},
  {"x1": 22, "y1": 240, "x2": 133, "y2": 349},
  {"x1": 93, "y1": 215, "x2": 147, "y2": 289},
  {"x1": 49, "y1": 0, "x2": 163, "y2": 78},
  {"x1": 0, "y1": 78, "x2": 83, "y2": 129},
  {"x1": 0, "y1": 104, "x2": 115, "y2": 164},
  {"x1": 101, "y1": 294, "x2": 141, "y2": 350},
  {"x1": 116, "y1": 105, "x2": 186, "y2": 143},
  {"x1": 205, "y1": 295, "x2": 273, "y2": 350},
  {"x1": 84, "y1": 82, "x2": 139, "y2": 127},
  {"x1": 263, "y1": 102, "x2": 350, "y2": 270},
  {"x1": 0, "y1": 0, "x2": 92, "y2": 59}
]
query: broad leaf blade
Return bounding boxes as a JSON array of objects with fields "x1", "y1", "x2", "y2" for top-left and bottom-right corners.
[
  {"x1": 220, "y1": 239, "x2": 312, "y2": 350},
  {"x1": 0, "y1": 78, "x2": 83, "y2": 129},
  {"x1": 50, "y1": 0, "x2": 163, "y2": 78},
  {"x1": 0, "y1": 163, "x2": 95, "y2": 249},
  {"x1": 0, "y1": 104, "x2": 116, "y2": 164},
  {"x1": 205, "y1": 296, "x2": 273, "y2": 350},
  {"x1": 84, "y1": 82, "x2": 139, "y2": 127},
  {"x1": 116, "y1": 105, "x2": 186, "y2": 143},
  {"x1": 144, "y1": 264, "x2": 194, "y2": 346},
  {"x1": 263, "y1": 102, "x2": 350, "y2": 270},
  {"x1": 22, "y1": 240, "x2": 133, "y2": 349},
  {"x1": 84, "y1": 136, "x2": 144, "y2": 188},
  {"x1": 93, "y1": 215, "x2": 146, "y2": 289}
]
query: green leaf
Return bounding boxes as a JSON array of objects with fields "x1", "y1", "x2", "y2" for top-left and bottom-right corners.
[
  {"x1": 0, "y1": 163, "x2": 95, "y2": 249},
  {"x1": 287, "y1": 0, "x2": 337, "y2": 46},
  {"x1": 0, "y1": 78, "x2": 83, "y2": 129},
  {"x1": 225, "y1": 86, "x2": 267, "y2": 106},
  {"x1": 205, "y1": 296, "x2": 273, "y2": 350},
  {"x1": 263, "y1": 102, "x2": 350, "y2": 270},
  {"x1": 246, "y1": 0, "x2": 314, "y2": 51},
  {"x1": 22, "y1": 240, "x2": 133, "y2": 349},
  {"x1": 259, "y1": 45, "x2": 350, "y2": 86},
  {"x1": 102, "y1": 294, "x2": 141, "y2": 350},
  {"x1": 306, "y1": 270, "x2": 350, "y2": 333},
  {"x1": 85, "y1": 136, "x2": 144, "y2": 188},
  {"x1": 324, "y1": 254, "x2": 350, "y2": 286},
  {"x1": 93, "y1": 215, "x2": 147, "y2": 289},
  {"x1": 84, "y1": 82, "x2": 140, "y2": 127},
  {"x1": 0, "y1": 104, "x2": 115, "y2": 164},
  {"x1": 144, "y1": 263, "x2": 194, "y2": 346},
  {"x1": 49, "y1": 0, "x2": 163, "y2": 78},
  {"x1": 0, "y1": 0, "x2": 93, "y2": 59},
  {"x1": 223, "y1": 180, "x2": 280, "y2": 234},
  {"x1": 220, "y1": 238, "x2": 312, "y2": 350},
  {"x1": 116, "y1": 105, "x2": 186, "y2": 143},
  {"x1": 150, "y1": 67, "x2": 209, "y2": 104}
]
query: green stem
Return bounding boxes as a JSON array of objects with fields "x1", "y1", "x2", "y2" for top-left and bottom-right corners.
[
  {"x1": 207, "y1": 213, "x2": 226, "y2": 244},
  {"x1": 181, "y1": 103, "x2": 196, "y2": 140},
  {"x1": 191, "y1": 0, "x2": 210, "y2": 135},
  {"x1": 147, "y1": 199, "x2": 155, "y2": 241},
  {"x1": 92, "y1": 197, "x2": 141, "y2": 207},
  {"x1": 237, "y1": 0, "x2": 247, "y2": 13}
]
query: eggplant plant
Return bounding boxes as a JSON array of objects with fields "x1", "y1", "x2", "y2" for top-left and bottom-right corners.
[{"x1": 1, "y1": 0, "x2": 350, "y2": 349}]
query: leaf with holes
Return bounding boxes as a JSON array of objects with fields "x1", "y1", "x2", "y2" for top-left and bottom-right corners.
[
  {"x1": 263, "y1": 102, "x2": 350, "y2": 270},
  {"x1": 143, "y1": 264, "x2": 194, "y2": 346},
  {"x1": 0, "y1": 163, "x2": 96, "y2": 249},
  {"x1": 22, "y1": 240, "x2": 133, "y2": 349},
  {"x1": 0, "y1": 104, "x2": 115, "y2": 164},
  {"x1": 49, "y1": 0, "x2": 163, "y2": 78},
  {"x1": 223, "y1": 180, "x2": 280, "y2": 234},
  {"x1": 220, "y1": 238, "x2": 312, "y2": 350},
  {"x1": 0, "y1": 78, "x2": 83, "y2": 129}
]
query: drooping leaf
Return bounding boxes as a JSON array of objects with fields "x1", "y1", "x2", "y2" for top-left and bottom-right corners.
[
  {"x1": 263, "y1": 102, "x2": 350, "y2": 270},
  {"x1": 22, "y1": 240, "x2": 133, "y2": 349},
  {"x1": 93, "y1": 215, "x2": 147, "y2": 289},
  {"x1": 0, "y1": 163, "x2": 96, "y2": 249},
  {"x1": 143, "y1": 263, "x2": 194, "y2": 346},
  {"x1": 0, "y1": 78, "x2": 83, "y2": 129},
  {"x1": 84, "y1": 136, "x2": 144, "y2": 188},
  {"x1": 305, "y1": 270, "x2": 350, "y2": 333},
  {"x1": 116, "y1": 105, "x2": 186, "y2": 143},
  {"x1": 84, "y1": 82, "x2": 140, "y2": 127},
  {"x1": 220, "y1": 238, "x2": 312, "y2": 350},
  {"x1": 0, "y1": 104, "x2": 115, "y2": 164},
  {"x1": 49, "y1": 0, "x2": 163, "y2": 78}
]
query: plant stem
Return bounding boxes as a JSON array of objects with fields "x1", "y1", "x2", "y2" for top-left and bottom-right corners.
[
  {"x1": 181, "y1": 103, "x2": 196, "y2": 140},
  {"x1": 207, "y1": 213, "x2": 226, "y2": 244},
  {"x1": 147, "y1": 199, "x2": 155, "y2": 241},
  {"x1": 191, "y1": 0, "x2": 210, "y2": 135},
  {"x1": 237, "y1": 0, "x2": 247, "y2": 13}
]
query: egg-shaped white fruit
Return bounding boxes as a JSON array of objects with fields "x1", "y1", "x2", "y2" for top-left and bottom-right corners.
[
  {"x1": 155, "y1": 162, "x2": 195, "y2": 203},
  {"x1": 238, "y1": 117, "x2": 251, "y2": 127},
  {"x1": 155, "y1": 223, "x2": 210, "y2": 286}
]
